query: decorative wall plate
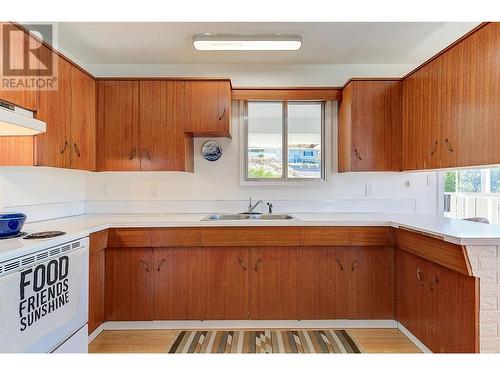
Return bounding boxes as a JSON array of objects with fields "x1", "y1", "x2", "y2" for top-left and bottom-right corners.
[{"x1": 202, "y1": 141, "x2": 222, "y2": 161}]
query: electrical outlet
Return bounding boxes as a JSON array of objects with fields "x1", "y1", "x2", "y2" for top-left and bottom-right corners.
[
  {"x1": 365, "y1": 184, "x2": 373, "y2": 197},
  {"x1": 101, "y1": 184, "x2": 109, "y2": 198},
  {"x1": 426, "y1": 174, "x2": 434, "y2": 187},
  {"x1": 404, "y1": 181, "x2": 411, "y2": 188},
  {"x1": 150, "y1": 184, "x2": 159, "y2": 197}
]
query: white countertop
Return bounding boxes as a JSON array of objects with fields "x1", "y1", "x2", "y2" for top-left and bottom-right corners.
[{"x1": 1, "y1": 213, "x2": 500, "y2": 262}]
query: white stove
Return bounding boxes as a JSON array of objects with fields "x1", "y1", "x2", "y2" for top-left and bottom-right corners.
[{"x1": 0, "y1": 237, "x2": 89, "y2": 353}]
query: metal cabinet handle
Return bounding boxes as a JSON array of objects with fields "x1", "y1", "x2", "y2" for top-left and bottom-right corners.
[
  {"x1": 238, "y1": 258, "x2": 247, "y2": 271},
  {"x1": 430, "y1": 275, "x2": 440, "y2": 291},
  {"x1": 445, "y1": 138, "x2": 453, "y2": 153},
  {"x1": 430, "y1": 140, "x2": 439, "y2": 156},
  {"x1": 73, "y1": 142, "x2": 81, "y2": 157},
  {"x1": 218, "y1": 108, "x2": 226, "y2": 121},
  {"x1": 128, "y1": 148, "x2": 137, "y2": 160},
  {"x1": 156, "y1": 259, "x2": 166, "y2": 272},
  {"x1": 143, "y1": 149, "x2": 152, "y2": 161},
  {"x1": 139, "y1": 260, "x2": 149, "y2": 272},
  {"x1": 60, "y1": 141, "x2": 69, "y2": 154},
  {"x1": 354, "y1": 148, "x2": 362, "y2": 160},
  {"x1": 351, "y1": 257, "x2": 360, "y2": 271},
  {"x1": 254, "y1": 258, "x2": 263, "y2": 272},
  {"x1": 416, "y1": 268, "x2": 424, "y2": 286},
  {"x1": 335, "y1": 257, "x2": 344, "y2": 271}
]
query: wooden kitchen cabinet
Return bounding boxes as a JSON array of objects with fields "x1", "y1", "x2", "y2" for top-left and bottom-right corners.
[
  {"x1": 184, "y1": 80, "x2": 231, "y2": 137},
  {"x1": 347, "y1": 246, "x2": 395, "y2": 319},
  {"x1": 396, "y1": 249, "x2": 479, "y2": 353},
  {"x1": 35, "y1": 47, "x2": 72, "y2": 168},
  {"x1": 338, "y1": 80, "x2": 401, "y2": 172},
  {"x1": 153, "y1": 247, "x2": 249, "y2": 320},
  {"x1": 105, "y1": 247, "x2": 153, "y2": 321},
  {"x1": 70, "y1": 66, "x2": 96, "y2": 170},
  {"x1": 0, "y1": 23, "x2": 37, "y2": 110},
  {"x1": 96, "y1": 80, "x2": 140, "y2": 171},
  {"x1": 298, "y1": 247, "x2": 348, "y2": 319},
  {"x1": 139, "y1": 81, "x2": 193, "y2": 172},
  {"x1": 88, "y1": 230, "x2": 108, "y2": 334},
  {"x1": 249, "y1": 247, "x2": 298, "y2": 320},
  {"x1": 402, "y1": 23, "x2": 500, "y2": 170}
]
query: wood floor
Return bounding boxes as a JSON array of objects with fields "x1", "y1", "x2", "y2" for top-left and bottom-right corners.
[{"x1": 88, "y1": 328, "x2": 421, "y2": 353}]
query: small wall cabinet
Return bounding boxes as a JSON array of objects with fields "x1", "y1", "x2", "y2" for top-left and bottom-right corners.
[{"x1": 338, "y1": 80, "x2": 402, "y2": 172}]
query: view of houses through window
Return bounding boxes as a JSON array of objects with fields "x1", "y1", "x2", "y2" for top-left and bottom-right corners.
[
  {"x1": 246, "y1": 101, "x2": 324, "y2": 180},
  {"x1": 443, "y1": 168, "x2": 500, "y2": 224}
]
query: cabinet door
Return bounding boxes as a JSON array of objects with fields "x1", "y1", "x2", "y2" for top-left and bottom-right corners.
[
  {"x1": 139, "y1": 81, "x2": 189, "y2": 171},
  {"x1": 70, "y1": 67, "x2": 95, "y2": 171},
  {"x1": 88, "y1": 247, "x2": 105, "y2": 333},
  {"x1": 0, "y1": 23, "x2": 37, "y2": 110},
  {"x1": 105, "y1": 247, "x2": 153, "y2": 321},
  {"x1": 298, "y1": 247, "x2": 348, "y2": 319},
  {"x1": 445, "y1": 23, "x2": 499, "y2": 168},
  {"x1": 351, "y1": 81, "x2": 401, "y2": 171},
  {"x1": 347, "y1": 246, "x2": 395, "y2": 319},
  {"x1": 184, "y1": 81, "x2": 231, "y2": 137},
  {"x1": 402, "y1": 58, "x2": 444, "y2": 171},
  {"x1": 395, "y1": 249, "x2": 433, "y2": 346},
  {"x1": 250, "y1": 247, "x2": 298, "y2": 320},
  {"x1": 35, "y1": 49, "x2": 72, "y2": 168},
  {"x1": 96, "y1": 81, "x2": 140, "y2": 171},
  {"x1": 429, "y1": 261, "x2": 479, "y2": 353},
  {"x1": 153, "y1": 247, "x2": 249, "y2": 320}
]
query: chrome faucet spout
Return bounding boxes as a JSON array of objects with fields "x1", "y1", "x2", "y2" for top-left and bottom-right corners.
[{"x1": 248, "y1": 199, "x2": 264, "y2": 214}]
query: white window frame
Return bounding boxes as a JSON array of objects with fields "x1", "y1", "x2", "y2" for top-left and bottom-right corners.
[{"x1": 238, "y1": 100, "x2": 330, "y2": 186}]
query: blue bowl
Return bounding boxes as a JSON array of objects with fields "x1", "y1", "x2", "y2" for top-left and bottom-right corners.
[{"x1": 0, "y1": 213, "x2": 27, "y2": 237}]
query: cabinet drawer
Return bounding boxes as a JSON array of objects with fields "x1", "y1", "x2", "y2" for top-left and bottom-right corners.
[
  {"x1": 350, "y1": 227, "x2": 391, "y2": 246},
  {"x1": 150, "y1": 228, "x2": 201, "y2": 247},
  {"x1": 107, "y1": 228, "x2": 151, "y2": 247},
  {"x1": 300, "y1": 227, "x2": 350, "y2": 246},
  {"x1": 89, "y1": 229, "x2": 108, "y2": 253},
  {"x1": 201, "y1": 227, "x2": 301, "y2": 247}
]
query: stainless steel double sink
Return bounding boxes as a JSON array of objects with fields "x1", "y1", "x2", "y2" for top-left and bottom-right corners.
[{"x1": 202, "y1": 213, "x2": 295, "y2": 221}]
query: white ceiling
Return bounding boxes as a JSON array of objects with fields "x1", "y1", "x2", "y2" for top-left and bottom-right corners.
[{"x1": 56, "y1": 22, "x2": 479, "y2": 65}]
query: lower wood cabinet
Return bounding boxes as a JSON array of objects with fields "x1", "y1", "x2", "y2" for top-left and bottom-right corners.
[
  {"x1": 250, "y1": 247, "x2": 298, "y2": 320},
  {"x1": 88, "y1": 244, "x2": 105, "y2": 333},
  {"x1": 396, "y1": 249, "x2": 479, "y2": 353},
  {"x1": 153, "y1": 247, "x2": 249, "y2": 320},
  {"x1": 105, "y1": 247, "x2": 154, "y2": 321},
  {"x1": 347, "y1": 246, "x2": 395, "y2": 319}
]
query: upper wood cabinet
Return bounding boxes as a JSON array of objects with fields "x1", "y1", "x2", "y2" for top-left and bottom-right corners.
[
  {"x1": 338, "y1": 80, "x2": 402, "y2": 172},
  {"x1": 70, "y1": 67, "x2": 96, "y2": 170},
  {"x1": 0, "y1": 23, "x2": 37, "y2": 110},
  {"x1": 184, "y1": 80, "x2": 231, "y2": 137},
  {"x1": 96, "y1": 80, "x2": 140, "y2": 171},
  {"x1": 139, "y1": 81, "x2": 193, "y2": 172},
  {"x1": 402, "y1": 23, "x2": 500, "y2": 170},
  {"x1": 35, "y1": 50, "x2": 72, "y2": 169}
]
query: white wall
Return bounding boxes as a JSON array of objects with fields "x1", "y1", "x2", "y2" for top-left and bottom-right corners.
[
  {"x1": 85, "y1": 101, "x2": 439, "y2": 215},
  {"x1": 0, "y1": 167, "x2": 87, "y2": 222}
]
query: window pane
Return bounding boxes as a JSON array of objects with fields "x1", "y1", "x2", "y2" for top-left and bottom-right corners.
[
  {"x1": 444, "y1": 171, "x2": 457, "y2": 192},
  {"x1": 457, "y1": 169, "x2": 481, "y2": 192},
  {"x1": 287, "y1": 103, "x2": 322, "y2": 178},
  {"x1": 247, "y1": 102, "x2": 283, "y2": 179},
  {"x1": 491, "y1": 169, "x2": 500, "y2": 192}
]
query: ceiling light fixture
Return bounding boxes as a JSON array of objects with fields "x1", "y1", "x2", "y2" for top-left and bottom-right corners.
[{"x1": 193, "y1": 34, "x2": 302, "y2": 51}]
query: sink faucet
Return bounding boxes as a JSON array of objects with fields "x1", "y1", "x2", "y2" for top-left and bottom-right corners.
[
  {"x1": 266, "y1": 202, "x2": 273, "y2": 214},
  {"x1": 247, "y1": 198, "x2": 263, "y2": 214}
]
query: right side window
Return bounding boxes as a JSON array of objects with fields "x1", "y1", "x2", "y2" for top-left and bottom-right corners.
[{"x1": 443, "y1": 168, "x2": 500, "y2": 224}]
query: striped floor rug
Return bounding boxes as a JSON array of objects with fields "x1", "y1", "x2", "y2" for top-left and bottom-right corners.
[{"x1": 168, "y1": 330, "x2": 362, "y2": 353}]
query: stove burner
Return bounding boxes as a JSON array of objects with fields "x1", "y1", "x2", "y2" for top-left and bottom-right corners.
[
  {"x1": 23, "y1": 231, "x2": 66, "y2": 240},
  {"x1": 0, "y1": 232, "x2": 27, "y2": 240}
]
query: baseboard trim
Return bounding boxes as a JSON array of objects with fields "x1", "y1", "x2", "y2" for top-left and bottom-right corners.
[
  {"x1": 101, "y1": 319, "x2": 398, "y2": 330},
  {"x1": 88, "y1": 324, "x2": 104, "y2": 344},
  {"x1": 397, "y1": 322, "x2": 432, "y2": 353}
]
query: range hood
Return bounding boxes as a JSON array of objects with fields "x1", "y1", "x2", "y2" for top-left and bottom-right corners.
[{"x1": 0, "y1": 101, "x2": 46, "y2": 136}]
